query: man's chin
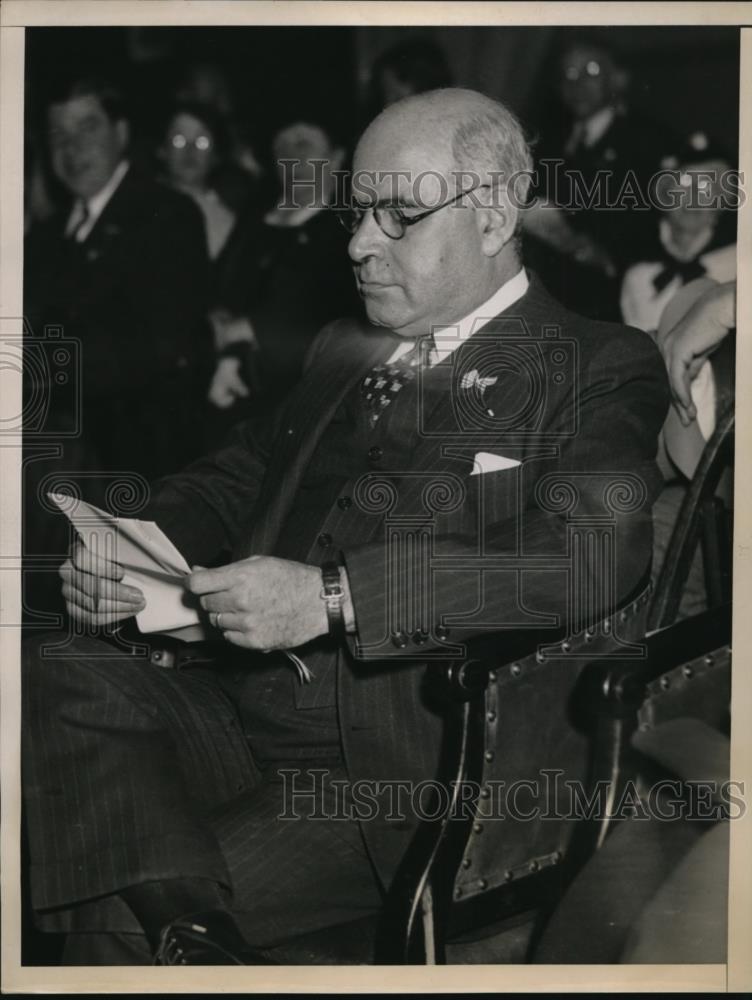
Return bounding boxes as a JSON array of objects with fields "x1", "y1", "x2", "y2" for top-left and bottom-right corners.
[
  {"x1": 365, "y1": 307, "x2": 402, "y2": 333},
  {"x1": 363, "y1": 297, "x2": 408, "y2": 333},
  {"x1": 63, "y1": 167, "x2": 110, "y2": 201}
]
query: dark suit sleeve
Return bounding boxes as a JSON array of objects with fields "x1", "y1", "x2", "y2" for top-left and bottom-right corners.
[{"x1": 343, "y1": 330, "x2": 670, "y2": 660}]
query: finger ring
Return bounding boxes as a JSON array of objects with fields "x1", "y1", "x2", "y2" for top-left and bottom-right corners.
[{"x1": 216, "y1": 611, "x2": 223, "y2": 630}]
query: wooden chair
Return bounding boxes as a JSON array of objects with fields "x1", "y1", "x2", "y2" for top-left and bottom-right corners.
[
  {"x1": 373, "y1": 586, "x2": 652, "y2": 964},
  {"x1": 649, "y1": 403, "x2": 734, "y2": 631}
]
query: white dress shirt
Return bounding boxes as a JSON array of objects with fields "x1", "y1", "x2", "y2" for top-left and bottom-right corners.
[
  {"x1": 185, "y1": 187, "x2": 236, "y2": 259},
  {"x1": 622, "y1": 236, "x2": 737, "y2": 445},
  {"x1": 65, "y1": 160, "x2": 130, "y2": 242},
  {"x1": 620, "y1": 234, "x2": 736, "y2": 336},
  {"x1": 386, "y1": 267, "x2": 529, "y2": 366}
]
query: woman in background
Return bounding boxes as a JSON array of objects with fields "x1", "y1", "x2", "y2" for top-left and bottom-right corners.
[
  {"x1": 203, "y1": 117, "x2": 362, "y2": 420},
  {"x1": 159, "y1": 101, "x2": 266, "y2": 417},
  {"x1": 620, "y1": 132, "x2": 737, "y2": 335},
  {"x1": 160, "y1": 102, "x2": 238, "y2": 267}
]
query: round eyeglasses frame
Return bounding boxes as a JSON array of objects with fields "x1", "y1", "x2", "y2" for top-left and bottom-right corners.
[
  {"x1": 170, "y1": 133, "x2": 213, "y2": 151},
  {"x1": 335, "y1": 182, "x2": 490, "y2": 240}
]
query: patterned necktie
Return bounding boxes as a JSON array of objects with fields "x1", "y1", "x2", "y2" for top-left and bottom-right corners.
[{"x1": 360, "y1": 336, "x2": 435, "y2": 429}]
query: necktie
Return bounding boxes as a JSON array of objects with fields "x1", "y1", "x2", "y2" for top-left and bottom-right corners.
[
  {"x1": 360, "y1": 336, "x2": 434, "y2": 429},
  {"x1": 67, "y1": 202, "x2": 91, "y2": 242},
  {"x1": 564, "y1": 121, "x2": 586, "y2": 158}
]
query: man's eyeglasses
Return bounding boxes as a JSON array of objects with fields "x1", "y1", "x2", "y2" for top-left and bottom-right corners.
[{"x1": 335, "y1": 183, "x2": 489, "y2": 240}]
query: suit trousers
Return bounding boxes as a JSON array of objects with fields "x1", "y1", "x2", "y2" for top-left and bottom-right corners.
[{"x1": 22, "y1": 633, "x2": 383, "y2": 953}]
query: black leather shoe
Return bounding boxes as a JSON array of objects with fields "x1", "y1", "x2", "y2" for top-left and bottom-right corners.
[{"x1": 154, "y1": 910, "x2": 278, "y2": 965}]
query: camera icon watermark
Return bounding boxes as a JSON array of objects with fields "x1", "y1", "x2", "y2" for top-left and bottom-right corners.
[{"x1": 0, "y1": 317, "x2": 82, "y2": 438}]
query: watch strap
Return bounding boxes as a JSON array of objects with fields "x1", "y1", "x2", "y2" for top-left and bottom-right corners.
[{"x1": 320, "y1": 556, "x2": 345, "y2": 639}]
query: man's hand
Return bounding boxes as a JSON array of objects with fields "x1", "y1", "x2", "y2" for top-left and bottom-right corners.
[
  {"x1": 187, "y1": 556, "x2": 331, "y2": 650},
  {"x1": 659, "y1": 281, "x2": 736, "y2": 426},
  {"x1": 208, "y1": 356, "x2": 250, "y2": 409},
  {"x1": 60, "y1": 538, "x2": 145, "y2": 626}
]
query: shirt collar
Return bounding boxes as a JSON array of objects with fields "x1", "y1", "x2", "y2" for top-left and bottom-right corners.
[
  {"x1": 582, "y1": 106, "x2": 616, "y2": 148},
  {"x1": 431, "y1": 267, "x2": 529, "y2": 364},
  {"x1": 66, "y1": 160, "x2": 129, "y2": 238},
  {"x1": 387, "y1": 267, "x2": 529, "y2": 367}
]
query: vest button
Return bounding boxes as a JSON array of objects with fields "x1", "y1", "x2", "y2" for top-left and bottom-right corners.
[
  {"x1": 368, "y1": 445, "x2": 383, "y2": 463},
  {"x1": 391, "y1": 630, "x2": 408, "y2": 649},
  {"x1": 435, "y1": 625, "x2": 450, "y2": 640},
  {"x1": 413, "y1": 629, "x2": 429, "y2": 645},
  {"x1": 337, "y1": 496, "x2": 353, "y2": 510},
  {"x1": 318, "y1": 532, "x2": 333, "y2": 548}
]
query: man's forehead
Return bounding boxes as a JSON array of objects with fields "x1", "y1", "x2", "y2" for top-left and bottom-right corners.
[
  {"x1": 48, "y1": 93, "x2": 106, "y2": 125},
  {"x1": 353, "y1": 127, "x2": 456, "y2": 200},
  {"x1": 274, "y1": 123, "x2": 331, "y2": 153}
]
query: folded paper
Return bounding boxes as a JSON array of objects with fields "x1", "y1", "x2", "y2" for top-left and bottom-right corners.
[{"x1": 47, "y1": 492, "x2": 200, "y2": 633}]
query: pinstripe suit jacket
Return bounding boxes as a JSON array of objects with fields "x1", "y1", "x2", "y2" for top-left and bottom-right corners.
[{"x1": 148, "y1": 274, "x2": 670, "y2": 884}]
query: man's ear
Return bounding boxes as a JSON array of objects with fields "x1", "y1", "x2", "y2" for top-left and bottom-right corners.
[
  {"x1": 476, "y1": 193, "x2": 518, "y2": 257},
  {"x1": 329, "y1": 145, "x2": 346, "y2": 173}
]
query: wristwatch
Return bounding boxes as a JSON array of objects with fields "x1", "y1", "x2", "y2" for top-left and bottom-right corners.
[{"x1": 320, "y1": 557, "x2": 346, "y2": 639}]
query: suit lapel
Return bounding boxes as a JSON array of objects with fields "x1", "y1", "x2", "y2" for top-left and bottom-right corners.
[
  {"x1": 417, "y1": 276, "x2": 555, "y2": 436},
  {"x1": 87, "y1": 165, "x2": 136, "y2": 232},
  {"x1": 245, "y1": 322, "x2": 398, "y2": 555}
]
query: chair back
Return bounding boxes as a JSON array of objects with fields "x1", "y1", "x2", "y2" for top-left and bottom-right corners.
[
  {"x1": 649, "y1": 404, "x2": 734, "y2": 631},
  {"x1": 377, "y1": 586, "x2": 652, "y2": 963},
  {"x1": 452, "y1": 589, "x2": 650, "y2": 907}
]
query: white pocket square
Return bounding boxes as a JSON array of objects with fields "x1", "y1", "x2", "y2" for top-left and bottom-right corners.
[{"x1": 471, "y1": 451, "x2": 521, "y2": 476}]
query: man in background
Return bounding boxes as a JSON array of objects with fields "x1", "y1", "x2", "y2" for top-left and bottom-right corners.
[
  {"x1": 24, "y1": 74, "x2": 212, "y2": 481},
  {"x1": 526, "y1": 35, "x2": 674, "y2": 319}
]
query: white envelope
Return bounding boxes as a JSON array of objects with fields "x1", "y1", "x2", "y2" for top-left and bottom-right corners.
[
  {"x1": 470, "y1": 451, "x2": 521, "y2": 476},
  {"x1": 47, "y1": 492, "x2": 201, "y2": 633}
]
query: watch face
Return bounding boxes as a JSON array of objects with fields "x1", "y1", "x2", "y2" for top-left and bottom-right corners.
[{"x1": 321, "y1": 560, "x2": 345, "y2": 611}]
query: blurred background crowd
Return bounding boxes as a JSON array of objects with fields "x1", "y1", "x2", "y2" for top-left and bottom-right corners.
[{"x1": 22, "y1": 24, "x2": 740, "y2": 616}]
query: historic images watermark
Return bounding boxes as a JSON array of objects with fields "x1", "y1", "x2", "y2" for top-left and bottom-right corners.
[
  {"x1": 278, "y1": 768, "x2": 746, "y2": 824},
  {"x1": 277, "y1": 161, "x2": 745, "y2": 212}
]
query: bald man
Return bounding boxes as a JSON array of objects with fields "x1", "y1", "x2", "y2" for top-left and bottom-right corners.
[{"x1": 22, "y1": 89, "x2": 669, "y2": 964}]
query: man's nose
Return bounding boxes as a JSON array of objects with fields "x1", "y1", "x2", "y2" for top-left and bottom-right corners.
[
  {"x1": 55, "y1": 134, "x2": 86, "y2": 155},
  {"x1": 347, "y1": 210, "x2": 387, "y2": 264}
]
